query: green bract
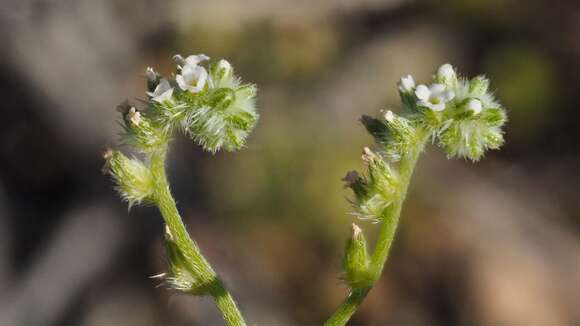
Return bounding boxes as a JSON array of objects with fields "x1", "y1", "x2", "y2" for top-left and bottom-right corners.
[
  {"x1": 104, "y1": 150, "x2": 154, "y2": 208},
  {"x1": 343, "y1": 147, "x2": 400, "y2": 221}
]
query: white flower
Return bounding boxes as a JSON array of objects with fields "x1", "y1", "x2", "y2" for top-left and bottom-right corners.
[
  {"x1": 176, "y1": 61, "x2": 209, "y2": 94},
  {"x1": 466, "y1": 98, "x2": 482, "y2": 114},
  {"x1": 398, "y1": 75, "x2": 415, "y2": 93},
  {"x1": 147, "y1": 78, "x2": 174, "y2": 104},
  {"x1": 415, "y1": 83, "x2": 455, "y2": 111},
  {"x1": 437, "y1": 63, "x2": 456, "y2": 84}
]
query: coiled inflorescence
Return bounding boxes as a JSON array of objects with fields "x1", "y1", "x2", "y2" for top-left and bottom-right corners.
[
  {"x1": 103, "y1": 55, "x2": 255, "y2": 325},
  {"x1": 105, "y1": 54, "x2": 259, "y2": 207},
  {"x1": 341, "y1": 64, "x2": 507, "y2": 289},
  {"x1": 346, "y1": 63, "x2": 506, "y2": 223}
]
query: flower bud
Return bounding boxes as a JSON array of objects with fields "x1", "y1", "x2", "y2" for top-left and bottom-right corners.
[
  {"x1": 104, "y1": 150, "x2": 154, "y2": 207},
  {"x1": 343, "y1": 148, "x2": 399, "y2": 221},
  {"x1": 437, "y1": 117, "x2": 505, "y2": 162},
  {"x1": 398, "y1": 75, "x2": 415, "y2": 93},
  {"x1": 126, "y1": 107, "x2": 142, "y2": 125},
  {"x1": 343, "y1": 224, "x2": 373, "y2": 288},
  {"x1": 398, "y1": 75, "x2": 417, "y2": 109},
  {"x1": 436, "y1": 63, "x2": 457, "y2": 87},
  {"x1": 469, "y1": 76, "x2": 490, "y2": 97},
  {"x1": 121, "y1": 111, "x2": 168, "y2": 153},
  {"x1": 188, "y1": 84, "x2": 258, "y2": 153},
  {"x1": 480, "y1": 107, "x2": 507, "y2": 127},
  {"x1": 465, "y1": 98, "x2": 482, "y2": 115},
  {"x1": 209, "y1": 87, "x2": 236, "y2": 111},
  {"x1": 381, "y1": 111, "x2": 417, "y2": 161},
  {"x1": 146, "y1": 67, "x2": 161, "y2": 92}
]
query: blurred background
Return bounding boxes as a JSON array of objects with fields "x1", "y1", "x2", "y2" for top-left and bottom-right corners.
[{"x1": 1, "y1": 0, "x2": 580, "y2": 325}]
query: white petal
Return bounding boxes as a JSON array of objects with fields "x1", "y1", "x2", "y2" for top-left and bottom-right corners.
[
  {"x1": 147, "y1": 78, "x2": 171, "y2": 97},
  {"x1": 415, "y1": 85, "x2": 430, "y2": 100},
  {"x1": 194, "y1": 67, "x2": 208, "y2": 91},
  {"x1": 466, "y1": 99, "x2": 482, "y2": 114},
  {"x1": 430, "y1": 83, "x2": 446, "y2": 94},
  {"x1": 157, "y1": 79, "x2": 171, "y2": 93},
  {"x1": 177, "y1": 66, "x2": 208, "y2": 93},
  {"x1": 181, "y1": 64, "x2": 196, "y2": 80},
  {"x1": 153, "y1": 88, "x2": 174, "y2": 104},
  {"x1": 185, "y1": 54, "x2": 210, "y2": 66},
  {"x1": 175, "y1": 74, "x2": 189, "y2": 91},
  {"x1": 429, "y1": 103, "x2": 446, "y2": 111},
  {"x1": 417, "y1": 100, "x2": 430, "y2": 108},
  {"x1": 441, "y1": 90, "x2": 455, "y2": 102}
]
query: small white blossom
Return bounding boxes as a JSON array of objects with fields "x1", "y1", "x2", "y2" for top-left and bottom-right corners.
[
  {"x1": 437, "y1": 63, "x2": 456, "y2": 84},
  {"x1": 466, "y1": 98, "x2": 482, "y2": 114},
  {"x1": 176, "y1": 63, "x2": 208, "y2": 93},
  {"x1": 398, "y1": 75, "x2": 415, "y2": 93},
  {"x1": 415, "y1": 83, "x2": 455, "y2": 111},
  {"x1": 147, "y1": 78, "x2": 174, "y2": 104}
]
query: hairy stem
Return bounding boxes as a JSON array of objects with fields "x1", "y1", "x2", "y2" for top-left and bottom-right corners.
[
  {"x1": 150, "y1": 147, "x2": 246, "y2": 326},
  {"x1": 324, "y1": 136, "x2": 427, "y2": 326}
]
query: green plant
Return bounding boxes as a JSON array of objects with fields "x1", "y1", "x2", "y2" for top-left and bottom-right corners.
[
  {"x1": 104, "y1": 58, "x2": 506, "y2": 325},
  {"x1": 103, "y1": 54, "x2": 258, "y2": 326},
  {"x1": 324, "y1": 64, "x2": 507, "y2": 325}
]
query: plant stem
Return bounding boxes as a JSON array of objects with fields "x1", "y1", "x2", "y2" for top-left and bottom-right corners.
[
  {"x1": 324, "y1": 137, "x2": 426, "y2": 326},
  {"x1": 150, "y1": 146, "x2": 246, "y2": 326}
]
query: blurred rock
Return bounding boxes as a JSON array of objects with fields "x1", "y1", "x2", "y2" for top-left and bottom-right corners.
[{"x1": 0, "y1": 203, "x2": 125, "y2": 326}]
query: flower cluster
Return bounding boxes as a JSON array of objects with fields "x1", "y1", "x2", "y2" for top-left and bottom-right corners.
[
  {"x1": 398, "y1": 63, "x2": 507, "y2": 161},
  {"x1": 340, "y1": 64, "x2": 506, "y2": 288},
  {"x1": 103, "y1": 149, "x2": 154, "y2": 208},
  {"x1": 105, "y1": 54, "x2": 259, "y2": 207},
  {"x1": 144, "y1": 54, "x2": 259, "y2": 153},
  {"x1": 346, "y1": 63, "x2": 506, "y2": 222}
]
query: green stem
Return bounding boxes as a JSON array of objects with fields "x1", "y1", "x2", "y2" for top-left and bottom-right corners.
[
  {"x1": 324, "y1": 136, "x2": 427, "y2": 326},
  {"x1": 150, "y1": 146, "x2": 246, "y2": 326}
]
